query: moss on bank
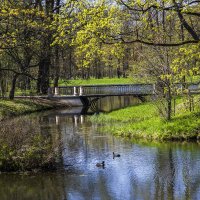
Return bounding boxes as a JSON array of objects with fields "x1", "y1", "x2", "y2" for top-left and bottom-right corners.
[
  {"x1": 91, "y1": 97, "x2": 200, "y2": 141},
  {"x1": 0, "y1": 98, "x2": 67, "y2": 121}
]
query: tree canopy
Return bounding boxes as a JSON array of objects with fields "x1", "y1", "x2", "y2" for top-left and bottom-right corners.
[{"x1": 0, "y1": 0, "x2": 199, "y2": 105}]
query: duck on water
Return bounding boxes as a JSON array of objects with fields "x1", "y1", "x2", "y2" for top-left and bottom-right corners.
[
  {"x1": 96, "y1": 161, "x2": 105, "y2": 168},
  {"x1": 113, "y1": 152, "x2": 120, "y2": 158}
]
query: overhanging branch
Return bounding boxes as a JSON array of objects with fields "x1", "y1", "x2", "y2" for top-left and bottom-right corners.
[
  {"x1": 0, "y1": 68, "x2": 37, "y2": 80},
  {"x1": 120, "y1": 38, "x2": 199, "y2": 46},
  {"x1": 102, "y1": 36, "x2": 199, "y2": 46}
]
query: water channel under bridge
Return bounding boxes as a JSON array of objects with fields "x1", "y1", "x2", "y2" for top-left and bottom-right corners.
[{"x1": 47, "y1": 83, "x2": 200, "y2": 107}]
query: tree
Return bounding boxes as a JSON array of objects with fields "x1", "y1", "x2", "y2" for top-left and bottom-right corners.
[
  {"x1": 52, "y1": 0, "x2": 126, "y2": 79},
  {"x1": 114, "y1": 0, "x2": 200, "y2": 120},
  {"x1": 0, "y1": 1, "x2": 49, "y2": 99},
  {"x1": 0, "y1": 0, "x2": 63, "y2": 98}
]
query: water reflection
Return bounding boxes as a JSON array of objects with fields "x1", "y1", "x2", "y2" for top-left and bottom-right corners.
[
  {"x1": 1, "y1": 108, "x2": 200, "y2": 199},
  {"x1": 88, "y1": 95, "x2": 141, "y2": 113}
]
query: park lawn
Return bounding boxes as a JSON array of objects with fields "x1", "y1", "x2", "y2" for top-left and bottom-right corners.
[
  {"x1": 55, "y1": 75, "x2": 199, "y2": 86},
  {"x1": 56, "y1": 77, "x2": 152, "y2": 86},
  {"x1": 91, "y1": 96, "x2": 200, "y2": 141}
]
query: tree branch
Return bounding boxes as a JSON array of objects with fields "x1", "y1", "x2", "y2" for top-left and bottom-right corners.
[
  {"x1": 102, "y1": 37, "x2": 199, "y2": 46},
  {"x1": 173, "y1": 0, "x2": 199, "y2": 40},
  {"x1": 119, "y1": 0, "x2": 200, "y2": 13},
  {"x1": 0, "y1": 68, "x2": 37, "y2": 80}
]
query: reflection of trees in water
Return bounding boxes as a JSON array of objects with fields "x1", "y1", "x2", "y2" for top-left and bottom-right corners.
[
  {"x1": 153, "y1": 148, "x2": 175, "y2": 200},
  {"x1": 153, "y1": 145, "x2": 200, "y2": 200},
  {"x1": 0, "y1": 114, "x2": 61, "y2": 171},
  {"x1": 0, "y1": 174, "x2": 66, "y2": 200},
  {"x1": 93, "y1": 96, "x2": 140, "y2": 112}
]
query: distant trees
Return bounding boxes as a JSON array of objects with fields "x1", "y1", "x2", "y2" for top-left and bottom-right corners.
[
  {"x1": 0, "y1": 0, "x2": 199, "y2": 110},
  {"x1": 52, "y1": 0, "x2": 126, "y2": 79}
]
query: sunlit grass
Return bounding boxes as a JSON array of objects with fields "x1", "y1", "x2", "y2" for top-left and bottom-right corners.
[
  {"x1": 55, "y1": 75, "x2": 199, "y2": 86},
  {"x1": 0, "y1": 99, "x2": 55, "y2": 121},
  {"x1": 57, "y1": 77, "x2": 152, "y2": 86},
  {"x1": 91, "y1": 97, "x2": 200, "y2": 141}
]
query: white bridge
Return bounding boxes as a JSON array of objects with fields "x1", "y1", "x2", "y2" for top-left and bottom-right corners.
[{"x1": 47, "y1": 83, "x2": 200, "y2": 107}]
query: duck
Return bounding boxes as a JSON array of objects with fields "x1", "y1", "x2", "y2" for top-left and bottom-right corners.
[
  {"x1": 113, "y1": 152, "x2": 120, "y2": 158},
  {"x1": 96, "y1": 161, "x2": 105, "y2": 167}
]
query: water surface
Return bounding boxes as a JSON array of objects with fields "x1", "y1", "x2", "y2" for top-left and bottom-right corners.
[{"x1": 1, "y1": 96, "x2": 200, "y2": 200}]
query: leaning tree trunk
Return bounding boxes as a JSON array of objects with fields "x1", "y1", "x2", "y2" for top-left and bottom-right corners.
[{"x1": 9, "y1": 74, "x2": 18, "y2": 100}]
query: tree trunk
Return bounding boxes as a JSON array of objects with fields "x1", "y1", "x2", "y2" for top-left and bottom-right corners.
[
  {"x1": 37, "y1": 57, "x2": 50, "y2": 94},
  {"x1": 9, "y1": 74, "x2": 18, "y2": 100},
  {"x1": 54, "y1": 47, "x2": 60, "y2": 87},
  {"x1": 166, "y1": 87, "x2": 172, "y2": 120},
  {"x1": 53, "y1": 0, "x2": 61, "y2": 86}
]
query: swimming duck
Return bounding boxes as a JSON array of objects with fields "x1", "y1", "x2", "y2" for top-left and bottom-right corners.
[
  {"x1": 113, "y1": 152, "x2": 120, "y2": 158},
  {"x1": 96, "y1": 161, "x2": 105, "y2": 167}
]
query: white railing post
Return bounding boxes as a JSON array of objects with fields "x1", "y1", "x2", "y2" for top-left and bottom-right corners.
[
  {"x1": 74, "y1": 115, "x2": 78, "y2": 127},
  {"x1": 79, "y1": 86, "x2": 83, "y2": 96},
  {"x1": 56, "y1": 116, "x2": 60, "y2": 125},
  {"x1": 55, "y1": 87, "x2": 59, "y2": 96},
  {"x1": 73, "y1": 86, "x2": 78, "y2": 96},
  {"x1": 80, "y1": 115, "x2": 84, "y2": 124}
]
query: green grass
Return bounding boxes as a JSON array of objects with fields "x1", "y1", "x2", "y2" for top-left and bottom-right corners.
[
  {"x1": 56, "y1": 77, "x2": 152, "y2": 86},
  {"x1": 91, "y1": 97, "x2": 200, "y2": 141},
  {"x1": 54, "y1": 75, "x2": 199, "y2": 86},
  {"x1": 0, "y1": 98, "x2": 63, "y2": 121}
]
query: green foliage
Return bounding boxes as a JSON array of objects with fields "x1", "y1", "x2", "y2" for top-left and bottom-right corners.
[
  {"x1": 0, "y1": 1, "x2": 49, "y2": 50},
  {"x1": 172, "y1": 43, "x2": 200, "y2": 82},
  {"x1": 52, "y1": 0, "x2": 127, "y2": 68}
]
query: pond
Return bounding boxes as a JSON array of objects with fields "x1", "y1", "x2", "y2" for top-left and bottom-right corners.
[{"x1": 1, "y1": 96, "x2": 200, "y2": 200}]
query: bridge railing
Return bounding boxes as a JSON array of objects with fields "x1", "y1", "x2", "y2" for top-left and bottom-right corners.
[
  {"x1": 48, "y1": 82, "x2": 199, "y2": 97},
  {"x1": 49, "y1": 84, "x2": 154, "y2": 96}
]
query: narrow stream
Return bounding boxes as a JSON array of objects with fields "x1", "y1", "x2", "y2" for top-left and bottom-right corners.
[{"x1": 1, "y1": 96, "x2": 200, "y2": 200}]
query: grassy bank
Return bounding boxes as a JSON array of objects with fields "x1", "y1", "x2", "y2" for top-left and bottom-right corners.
[
  {"x1": 0, "y1": 98, "x2": 67, "y2": 121},
  {"x1": 91, "y1": 96, "x2": 200, "y2": 141}
]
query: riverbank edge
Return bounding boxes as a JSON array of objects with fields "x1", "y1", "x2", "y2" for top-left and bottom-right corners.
[
  {"x1": 0, "y1": 98, "x2": 69, "y2": 121},
  {"x1": 90, "y1": 101, "x2": 200, "y2": 141}
]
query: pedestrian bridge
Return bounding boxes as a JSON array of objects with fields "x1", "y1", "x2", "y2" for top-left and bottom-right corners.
[
  {"x1": 47, "y1": 83, "x2": 200, "y2": 107},
  {"x1": 51, "y1": 84, "x2": 155, "y2": 97}
]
